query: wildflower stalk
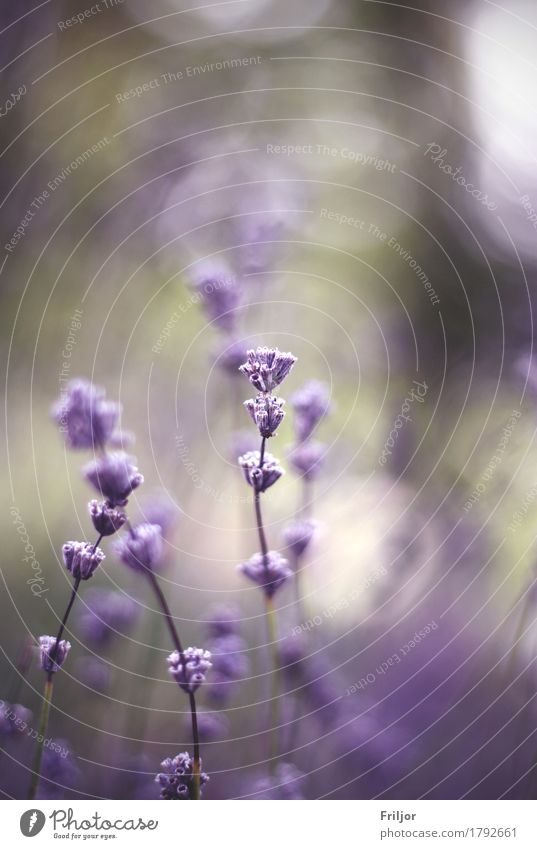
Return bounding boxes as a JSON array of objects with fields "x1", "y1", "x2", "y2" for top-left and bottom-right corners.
[
  {"x1": 28, "y1": 533, "x2": 103, "y2": 800},
  {"x1": 145, "y1": 569, "x2": 201, "y2": 800}
]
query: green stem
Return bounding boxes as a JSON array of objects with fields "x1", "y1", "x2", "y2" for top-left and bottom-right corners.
[{"x1": 27, "y1": 677, "x2": 54, "y2": 800}]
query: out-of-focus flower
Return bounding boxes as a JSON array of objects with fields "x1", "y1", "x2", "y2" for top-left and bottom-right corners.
[
  {"x1": 228, "y1": 429, "x2": 258, "y2": 461},
  {"x1": 216, "y1": 339, "x2": 249, "y2": 374},
  {"x1": 139, "y1": 491, "x2": 181, "y2": 540},
  {"x1": 52, "y1": 379, "x2": 120, "y2": 450},
  {"x1": 239, "y1": 551, "x2": 292, "y2": 598},
  {"x1": 288, "y1": 441, "x2": 326, "y2": 480},
  {"x1": 283, "y1": 519, "x2": 317, "y2": 558},
  {"x1": 40, "y1": 740, "x2": 80, "y2": 799},
  {"x1": 83, "y1": 452, "x2": 143, "y2": 507},
  {"x1": 244, "y1": 395, "x2": 286, "y2": 438},
  {"x1": 251, "y1": 761, "x2": 306, "y2": 799},
  {"x1": 155, "y1": 752, "x2": 209, "y2": 800},
  {"x1": 78, "y1": 589, "x2": 139, "y2": 647},
  {"x1": 195, "y1": 712, "x2": 229, "y2": 741},
  {"x1": 203, "y1": 604, "x2": 241, "y2": 639},
  {"x1": 75, "y1": 657, "x2": 111, "y2": 694},
  {"x1": 291, "y1": 381, "x2": 331, "y2": 443},
  {"x1": 208, "y1": 634, "x2": 249, "y2": 680},
  {"x1": 89, "y1": 500, "x2": 127, "y2": 537},
  {"x1": 0, "y1": 701, "x2": 32, "y2": 736},
  {"x1": 62, "y1": 541, "x2": 105, "y2": 581},
  {"x1": 114, "y1": 524, "x2": 163, "y2": 573},
  {"x1": 167, "y1": 647, "x2": 212, "y2": 694},
  {"x1": 39, "y1": 637, "x2": 71, "y2": 674},
  {"x1": 239, "y1": 450, "x2": 284, "y2": 492},
  {"x1": 189, "y1": 261, "x2": 242, "y2": 333},
  {"x1": 239, "y1": 347, "x2": 297, "y2": 393}
]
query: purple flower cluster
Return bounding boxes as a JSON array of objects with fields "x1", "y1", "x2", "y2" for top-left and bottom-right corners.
[
  {"x1": 239, "y1": 450, "x2": 284, "y2": 492},
  {"x1": 39, "y1": 636, "x2": 71, "y2": 674},
  {"x1": 288, "y1": 380, "x2": 331, "y2": 481},
  {"x1": 239, "y1": 347, "x2": 297, "y2": 394},
  {"x1": 202, "y1": 606, "x2": 250, "y2": 706},
  {"x1": 52, "y1": 379, "x2": 120, "y2": 451},
  {"x1": 114, "y1": 523, "x2": 163, "y2": 574},
  {"x1": 84, "y1": 453, "x2": 143, "y2": 507},
  {"x1": 156, "y1": 752, "x2": 209, "y2": 800},
  {"x1": 167, "y1": 647, "x2": 212, "y2": 694},
  {"x1": 78, "y1": 589, "x2": 139, "y2": 647},
  {"x1": 189, "y1": 261, "x2": 242, "y2": 334},
  {"x1": 283, "y1": 518, "x2": 317, "y2": 558},
  {"x1": 239, "y1": 551, "x2": 293, "y2": 599},
  {"x1": 62, "y1": 541, "x2": 105, "y2": 581}
]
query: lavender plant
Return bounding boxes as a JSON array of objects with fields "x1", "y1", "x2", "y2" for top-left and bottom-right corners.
[
  {"x1": 237, "y1": 347, "x2": 297, "y2": 767},
  {"x1": 30, "y1": 379, "x2": 210, "y2": 801}
]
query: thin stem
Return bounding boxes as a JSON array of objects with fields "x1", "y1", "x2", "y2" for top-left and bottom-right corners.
[
  {"x1": 27, "y1": 533, "x2": 102, "y2": 800},
  {"x1": 254, "y1": 439, "x2": 281, "y2": 770},
  {"x1": 27, "y1": 678, "x2": 54, "y2": 800},
  {"x1": 145, "y1": 569, "x2": 201, "y2": 800}
]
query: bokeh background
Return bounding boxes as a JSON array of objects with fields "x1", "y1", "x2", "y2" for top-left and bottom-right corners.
[{"x1": 2, "y1": 0, "x2": 537, "y2": 800}]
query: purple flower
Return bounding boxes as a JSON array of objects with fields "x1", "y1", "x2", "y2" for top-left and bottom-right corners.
[
  {"x1": 78, "y1": 589, "x2": 139, "y2": 646},
  {"x1": 75, "y1": 656, "x2": 111, "y2": 694},
  {"x1": 283, "y1": 519, "x2": 317, "y2": 558},
  {"x1": 190, "y1": 261, "x2": 242, "y2": 333},
  {"x1": 52, "y1": 379, "x2": 120, "y2": 450},
  {"x1": 216, "y1": 339, "x2": 249, "y2": 374},
  {"x1": 195, "y1": 712, "x2": 229, "y2": 741},
  {"x1": 209, "y1": 634, "x2": 249, "y2": 679},
  {"x1": 40, "y1": 739, "x2": 80, "y2": 798},
  {"x1": 291, "y1": 381, "x2": 331, "y2": 443},
  {"x1": 239, "y1": 551, "x2": 292, "y2": 598},
  {"x1": 251, "y1": 761, "x2": 306, "y2": 800},
  {"x1": 62, "y1": 541, "x2": 105, "y2": 581},
  {"x1": 139, "y1": 491, "x2": 181, "y2": 540},
  {"x1": 114, "y1": 524, "x2": 163, "y2": 573},
  {"x1": 156, "y1": 752, "x2": 209, "y2": 800},
  {"x1": 288, "y1": 441, "x2": 326, "y2": 480},
  {"x1": 0, "y1": 702, "x2": 32, "y2": 736},
  {"x1": 39, "y1": 636, "x2": 71, "y2": 674},
  {"x1": 83, "y1": 452, "x2": 143, "y2": 506},
  {"x1": 239, "y1": 450, "x2": 284, "y2": 492},
  {"x1": 244, "y1": 395, "x2": 285, "y2": 438},
  {"x1": 89, "y1": 500, "x2": 127, "y2": 537},
  {"x1": 239, "y1": 347, "x2": 297, "y2": 393},
  {"x1": 167, "y1": 647, "x2": 212, "y2": 694},
  {"x1": 203, "y1": 603, "x2": 241, "y2": 639}
]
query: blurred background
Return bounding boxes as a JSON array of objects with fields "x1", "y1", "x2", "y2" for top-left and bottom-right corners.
[{"x1": 2, "y1": 0, "x2": 537, "y2": 800}]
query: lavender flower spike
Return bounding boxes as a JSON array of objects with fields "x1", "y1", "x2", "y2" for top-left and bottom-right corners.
[
  {"x1": 190, "y1": 260, "x2": 241, "y2": 333},
  {"x1": 289, "y1": 441, "x2": 326, "y2": 480},
  {"x1": 167, "y1": 647, "x2": 212, "y2": 694},
  {"x1": 239, "y1": 450, "x2": 284, "y2": 492},
  {"x1": 244, "y1": 395, "x2": 286, "y2": 439},
  {"x1": 62, "y1": 541, "x2": 105, "y2": 581},
  {"x1": 89, "y1": 500, "x2": 127, "y2": 537},
  {"x1": 39, "y1": 636, "x2": 71, "y2": 674},
  {"x1": 291, "y1": 380, "x2": 331, "y2": 443},
  {"x1": 283, "y1": 519, "x2": 317, "y2": 558},
  {"x1": 52, "y1": 379, "x2": 120, "y2": 450},
  {"x1": 114, "y1": 523, "x2": 163, "y2": 573},
  {"x1": 83, "y1": 452, "x2": 143, "y2": 506},
  {"x1": 239, "y1": 346, "x2": 297, "y2": 393},
  {"x1": 239, "y1": 551, "x2": 292, "y2": 598},
  {"x1": 156, "y1": 752, "x2": 209, "y2": 800}
]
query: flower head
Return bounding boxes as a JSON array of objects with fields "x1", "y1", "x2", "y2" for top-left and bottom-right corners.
[
  {"x1": 0, "y1": 702, "x2": 32, "y2": 737},
  {"x1": 190, "y1": 261, "x2": 241, "y2": 332},
  {"x1": 239, "y1": 450, "x2": 284, "y2": 492},
  {"x1": 78, "y1": 589, "x2": 139, "y2": 646},
  {"x1": 209, "y1": 634, "x2": 249, "y2": 679},
  {"x1": 156, "y1": 752, "x2": 209, "y2": 800},
  {"x1": 167, "y1": 647, "x2": 212, "y2": 694},
  {"x1": 52, "y1": 379, "x2": 120, "y2": 450},
  {"x1": 288, "y1": 441, "x2": 326, "y2": 480},
  {"x1": 291, "y1": 381, "x2": 331, "y2": 443},
  {"x1": 62, "y1": 540, "x2": 105, "y2": 581},
  {"x1": 244, "y1": 395, "x2": 285, "y2": 439},
  {"x1": 83, "y1": 452, "x2": 143, "y2": 506},
  {"x1": 239, "y1": 346, "x2": 297, "y2": 393},
  {"x1": 89, "y1": 500, "x2": 127, "y2": 537},
  {"x1": 251, "y1": 761, "x2": 306, "y2": 800},
  {"x1": 39, "y1": 636, "x2": 71, "y2": 674},
  {"x1": 239, "y1": 551, "x2": 292, "y2": 598},
  {"x1": 203, "y1": 603, "x2": 241, "y2": 639},
  {"x1": 114, "y1": 523, "x2": 163, "y2": 573},
  {"x1": 283, "y1": 519, "x2": 317, "y2": 558}
]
